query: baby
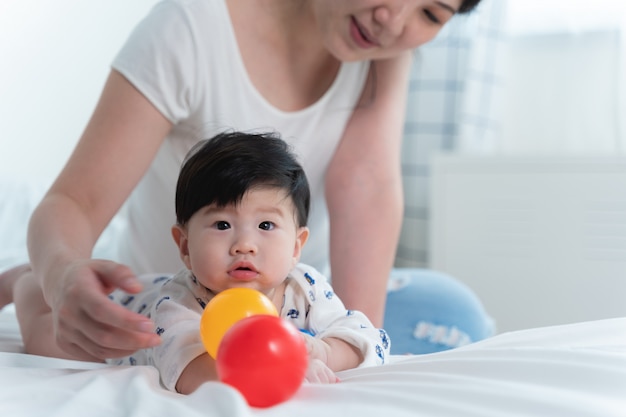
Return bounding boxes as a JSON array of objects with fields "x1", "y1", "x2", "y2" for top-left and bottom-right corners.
[{"x1": 105, "y1": 131, "x2": 390, "y2": 393}]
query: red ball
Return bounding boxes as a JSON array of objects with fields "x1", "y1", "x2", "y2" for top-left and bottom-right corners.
[{"x1": 216, "y1": 315, "x2": 308, "y2": 408}]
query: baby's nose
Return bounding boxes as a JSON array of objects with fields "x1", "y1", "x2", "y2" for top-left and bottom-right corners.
[{"x1": 230, "y1": 235, "x2": 258, "y2": 255}]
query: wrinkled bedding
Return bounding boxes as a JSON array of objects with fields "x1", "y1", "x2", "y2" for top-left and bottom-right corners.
[{"x1": 1, "y1": 303, "x2": 625, "y2": 417}]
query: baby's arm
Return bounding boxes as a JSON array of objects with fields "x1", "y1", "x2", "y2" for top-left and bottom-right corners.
[
  {"x1": 175, "y1": 353, "x2": 218, "y2": 394},
  {"x1": 143, "y1": 275, "x2": 217, "y2": 393},
  {"x1": 302, "y1": 335, "x2": 364, "y2": 383},
  {"x1": 289, "y1": 265, "x2": 390, "y2": 383},
  {"x1": 304, "y1": 335, "x2": 363, "y2": 372},
  {"x1": 175, "y1": 334, "x2": 356, "y2": 390}
]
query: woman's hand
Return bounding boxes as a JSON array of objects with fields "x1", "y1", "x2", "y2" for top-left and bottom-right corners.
[
  {"x1": 24, "y1": 69, "x2": 173, "y2": 361},
  {"x1": 47, "y1": 259, "x2": 161, "y2": 360}
]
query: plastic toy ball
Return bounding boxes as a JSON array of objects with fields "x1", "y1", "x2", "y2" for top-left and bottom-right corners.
[
  {"x1": 200, "y1": 288, "x2": 278, "y2": 359},
  {"x1": 216, "y1": 315, "x2": 309, "y2": 408}
]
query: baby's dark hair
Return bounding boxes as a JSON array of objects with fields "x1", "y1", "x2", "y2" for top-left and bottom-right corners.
[{"x1": 175, "y1": 131, "x2": 310, "y2": 228}]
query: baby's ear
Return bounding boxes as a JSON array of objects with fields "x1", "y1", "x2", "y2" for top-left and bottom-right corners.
[
  {"x1": 171, "y1": 224, "x2": 192, "y2": 269},
  {"x1": 293, "y1": 227, "x2": 310, "y2": 264}
]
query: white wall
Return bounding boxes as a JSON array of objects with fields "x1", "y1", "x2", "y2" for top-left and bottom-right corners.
[
  {"x1": 0, "y1": 0, "x2": 159, "y2": 181},
  {"x1": 430, "y1": 154, "x2": 626, "y2": 332}
]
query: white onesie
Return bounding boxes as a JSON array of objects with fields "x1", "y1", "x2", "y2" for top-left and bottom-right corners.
[
  {"x1": 107, "y1": 263, "x2": 390, "y2": 391},
  {"x1": 110, "y1": 0, "x2": 370, "y2": 276}
]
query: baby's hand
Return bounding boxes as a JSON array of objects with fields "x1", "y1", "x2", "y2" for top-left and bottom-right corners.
[
  {"x1": 300, "y1": 333, "x2": 330, "y2": 363},
  {"x1": 305, "y1": 358, "x2": 339, "y2": 384}
]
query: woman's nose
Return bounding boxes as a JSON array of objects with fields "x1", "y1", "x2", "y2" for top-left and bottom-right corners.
[{"x1": 373, "y1": 2, "x2": 409, "y2": 37}]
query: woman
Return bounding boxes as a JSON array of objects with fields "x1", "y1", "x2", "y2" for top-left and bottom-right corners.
[{"x1": 2, "y1": 0, "x2": 484, "y2": 361}]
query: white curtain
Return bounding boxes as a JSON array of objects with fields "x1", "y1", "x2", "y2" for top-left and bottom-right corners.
[
  {"x1": 396, "y1": 0, "x2": 507, "y2": 267},
  {"x1": 397, "y1": 0, "x2": 626, "y2": 267},
  {"x1": 485, "y1": 0, "x2": 626, "y2": 154}
]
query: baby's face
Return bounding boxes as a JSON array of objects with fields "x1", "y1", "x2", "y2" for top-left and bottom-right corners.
[{"x1": 177, "y1": 187, "x2": 308, "y2": 296}]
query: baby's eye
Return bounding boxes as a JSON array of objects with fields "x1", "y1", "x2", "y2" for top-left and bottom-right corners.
[
  {"x1": 258, "y1": 221, "x2": 275, "y2": 231},
  {"x1": 215, "y1": 221, "x2": 231, "y2": 230}
]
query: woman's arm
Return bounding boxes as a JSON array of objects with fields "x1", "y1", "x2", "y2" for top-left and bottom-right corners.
[
  {"x1": 27, "y1": 70, "x2": 172, "y2": 359},
  {"x1": 325, "y1": 53, "x2": 412, "y2": 327}
]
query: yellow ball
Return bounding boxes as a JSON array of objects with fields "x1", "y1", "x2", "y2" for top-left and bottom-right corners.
[{"x1": 200, "y1": 288, "x2": 278, "y2": 358}]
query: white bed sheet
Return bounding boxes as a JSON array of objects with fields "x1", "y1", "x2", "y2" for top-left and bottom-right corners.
[{"x1": 1, "y1": 304, "x2": 625, "y2": 417}]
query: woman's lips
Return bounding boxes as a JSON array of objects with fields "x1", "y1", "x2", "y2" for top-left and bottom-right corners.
[{"x1": 350, "y1": 16, "x2": 378, "y2": 49}]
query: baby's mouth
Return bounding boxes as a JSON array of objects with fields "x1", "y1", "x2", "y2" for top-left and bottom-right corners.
[{"x1": 228, "y1": 262, "x2": 258, "y2": 280}]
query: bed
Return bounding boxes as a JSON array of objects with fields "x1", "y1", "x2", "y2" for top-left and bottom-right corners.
[
  {"x1": 2, "y1": 306, "x2": 625, "y2": 416},
  {"x1": 1, "y1": 180, "x2": 626, "y2": 416}
]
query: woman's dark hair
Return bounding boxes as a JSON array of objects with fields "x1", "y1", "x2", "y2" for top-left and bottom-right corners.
[
  {"x1": 459, "y1": 0, "x2": 482, "y2": 14},
  {"x1": 175, "y1": 131, "x2": 310, "y2": 227}
]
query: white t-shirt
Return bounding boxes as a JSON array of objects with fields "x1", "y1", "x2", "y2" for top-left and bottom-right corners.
[
  {"x1": 110, "y1": 0, "x2": 370, "y2": 276},
  {"x1": 107, "y1": 263, "x2": 390, "y2": 391}
]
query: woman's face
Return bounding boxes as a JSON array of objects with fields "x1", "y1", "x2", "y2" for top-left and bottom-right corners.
[{"x1": 312, "y1": 0, "x2": 463, "y2": 61}]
